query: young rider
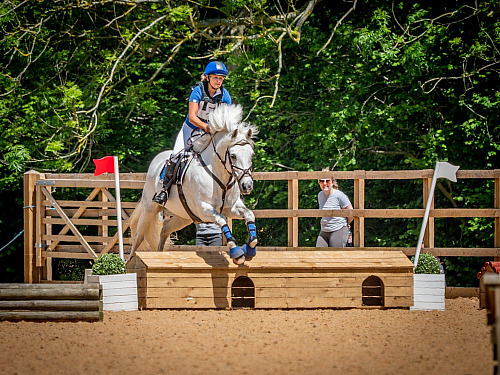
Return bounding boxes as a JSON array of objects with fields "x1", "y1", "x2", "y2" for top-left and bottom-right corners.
[{"x1": 152, "y1": 61, "x2": 232, "y2": 205}]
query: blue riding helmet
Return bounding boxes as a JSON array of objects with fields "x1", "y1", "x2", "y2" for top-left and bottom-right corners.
[{"x1": 204, "y1": 61, "x2": 228, "y2": 76}]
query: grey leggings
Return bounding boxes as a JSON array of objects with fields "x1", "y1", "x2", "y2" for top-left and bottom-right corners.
[{"x1": 316, "y1": 227, "x2": 349, "y2": 247}]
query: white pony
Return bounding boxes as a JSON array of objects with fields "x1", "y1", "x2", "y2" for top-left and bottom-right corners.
[{"x1": 129, "y1": 104, "x2": 258, "y2": 264}]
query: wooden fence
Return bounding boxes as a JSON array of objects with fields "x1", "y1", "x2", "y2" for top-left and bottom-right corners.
[{"x1": 24, "y1": 169, "x2": 500, "y2": 283}]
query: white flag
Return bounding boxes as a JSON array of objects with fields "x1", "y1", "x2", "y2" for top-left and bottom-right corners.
[{"x1": 435, "y1": 161, "x2": 459, "y2": 182}]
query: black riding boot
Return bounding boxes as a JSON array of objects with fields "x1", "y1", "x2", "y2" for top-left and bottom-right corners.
[{"x1": 152, "y1": 157, "x2": 177, "y2": 205}]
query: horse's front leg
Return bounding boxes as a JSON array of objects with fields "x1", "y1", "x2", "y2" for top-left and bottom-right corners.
[
  {"x1": 212, "y1": 213, "x2": 246, "y2": 264},
  {"x1": 230, "y1": 199, "x2": 258, "y2": 261}
]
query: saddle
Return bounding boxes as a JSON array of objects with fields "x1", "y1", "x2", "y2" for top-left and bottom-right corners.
[
  {"x1": 159, "y1": 151, "x2": 203, "y2": 223},
  {"x1": 160, "y1": 146, "x2": 237, "y2": 224}
]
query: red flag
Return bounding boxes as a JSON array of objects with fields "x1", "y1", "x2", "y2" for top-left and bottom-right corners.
[{"x1": 93, "y1": 156, "x2": 115, "y2": 176}]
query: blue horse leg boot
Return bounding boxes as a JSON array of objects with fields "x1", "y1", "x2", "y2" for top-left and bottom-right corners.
[
  {"x1": 242, "y1": 243, "x2": 257, "y2": 261},
  {"x1": 222, "y1": 225, "x2": 244, "y2": 259},
  {"x1": 246, "y1": 221, "x2": 258, "y2": 248}
]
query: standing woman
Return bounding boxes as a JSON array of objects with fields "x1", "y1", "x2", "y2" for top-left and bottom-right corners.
[
  {"x1": 316, "y1": 177, "x2": 353, "y2": 247},
  {"x1": 153, "y1": 61, "x2": 232, "y2": 205}
]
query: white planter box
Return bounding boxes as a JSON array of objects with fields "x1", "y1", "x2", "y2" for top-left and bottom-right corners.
[
  {"x1": 85, "y1": 270, "x2": 138, "y2": 311},
  {"x1": 411, "y1": 274, "x2": 445, "y2": 311}
]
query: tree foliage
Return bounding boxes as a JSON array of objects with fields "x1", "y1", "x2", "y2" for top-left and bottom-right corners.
[{"x1": 0, "y1": 0, "x2": 498, "y2": 285}]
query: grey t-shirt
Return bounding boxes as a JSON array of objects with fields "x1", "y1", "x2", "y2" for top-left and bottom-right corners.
[
  {"x1": 318, "y1": 189, "x2": 351, "y2": 232},
  {"x1": 196, "y1": 223, "x2": 221, "y2": 235}
]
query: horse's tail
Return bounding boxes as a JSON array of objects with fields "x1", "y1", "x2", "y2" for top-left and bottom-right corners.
[
  {"x1": 130, "y1": 196, "x2": 163, "y2": 251},
  {"x1": 128, "y1": 198, "x2": 142, "y2": 237}
]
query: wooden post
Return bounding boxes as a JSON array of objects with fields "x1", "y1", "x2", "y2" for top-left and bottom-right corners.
[
  {"x1": 35, "y1": 176, "x2": 47, "y2": 281},
  {"x1": 423, "y1": 177, "x2": 435, "y2": 249},
  {"x1": 353, "y1": 171, "x2": 365, "y2": 247},
  {"x1": 287, "y1": 177, "x2": 299, "y2": 247},
  {"x1": 495, "y1": 172, "x2": 500, "y2": 261},
  {"x1": 23, "y1": 171, "x2": 42, "y2": 283},
  {"x1": 45, "y1": 184, "x2": 53, "y2": 281},
  {"x1": 99, "y1": 188, "x2": 109, "y2": 246}
]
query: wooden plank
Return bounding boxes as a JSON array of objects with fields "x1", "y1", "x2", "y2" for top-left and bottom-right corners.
[
  {"x1": 253, "y1": 170, "x2": 444, "y2": 181},
  {"x1": 252, "y1": 208, "x2": 499, "y2": 219},
  {"x1": 445, "y1": 287, "x2": 478, "y2": 299},
  {"x1": 0, "y1": 311, "x2": 102, "y2": 322},
  {"x1": 156, "y1": 245, "x2": 500, "y2": 257},
  {"x1": 146, "y1": 287, "x2": 231, "y2": 298},
  {"x1": 137, "y1": 257, "x2": 413, "y2": 266},
  {"x1": 144, "y1": 285, "x2": 412, "y2": 299},
  {"x1": 41, "y1": 251, "x2": 96, "y2": 259},
  {"x1": 144, "y1": 297, "x2": 230, "y2": 309},
  {"x1": 43, "y1": 234, "x2": 132, "y2": 244},
  {"x1": 47, "y1": 206, "x2": 499, "y2": 220},
  {"x1": 256, "y1": 296, "x2": 361, "y2": 309},
  {"x1": 143, "y1": 296, "x2": 372, "y2": 309},
  {"x1": 48, "y1": 208, "x2": 135, "y2": 217},
  {"x1": 0, "y1": 300, "x2": 100, "y2": 311},
  {"x1": 45, "y1": 173, "x2": 147, "y2": 181},
  {"x1": 44, "y1": 218, "x2": 121, "y2": 226},
  {"x1": 0, "y1": 284, "x2": 100, "y2": 300},
  {"x1": 45, "y1": 245, "x2": 133, "y2": 252},
  {"x1": 43, "y1": 199, "x2": 137, "y2": 209},
  {"x1": 135, "y1": 251, "x2": 414, "y2": 263},
  {"x1": 136, "y1": 249, "x2": 412, "y2": 259},
  {"x1": 384, "y1": 296, "x2": 413, "y2": 308},
  {"x1": 144, "y1": 275, "x2": 413, "y2": 288},
  {"x1": 46, "y1": 179, "x2": 144, "y2": 189}
]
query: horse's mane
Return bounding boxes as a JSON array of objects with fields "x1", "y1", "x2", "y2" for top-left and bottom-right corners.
[{"x1": 193, "y1": 104, "x2": 258, "y2": 152}]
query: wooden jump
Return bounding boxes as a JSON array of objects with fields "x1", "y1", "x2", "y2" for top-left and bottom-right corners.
[
  {"x1": 0, "y1": 284, "x2": 103, "y2": 322},
  {"x1": 127, "y1": 250, "x2": 414, "y2": 309}
]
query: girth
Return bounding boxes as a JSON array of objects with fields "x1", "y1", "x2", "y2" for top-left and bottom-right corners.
[{"x1": 176, "y1": 152, "x2": 236, "y2": 224}]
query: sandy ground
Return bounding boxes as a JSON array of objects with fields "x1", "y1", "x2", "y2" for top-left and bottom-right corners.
[{"x1": 0, "y1": 297, "x2": 493, "y2": 375}]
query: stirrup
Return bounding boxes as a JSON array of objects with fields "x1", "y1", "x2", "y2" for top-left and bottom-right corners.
[{"x1": 152, "y1": 190, "x2": 168, "y2": 205}]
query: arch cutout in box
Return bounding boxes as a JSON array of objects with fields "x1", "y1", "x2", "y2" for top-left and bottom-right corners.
[{"x1": 127, "y1": 250, "x2": 414, "y2": 309}]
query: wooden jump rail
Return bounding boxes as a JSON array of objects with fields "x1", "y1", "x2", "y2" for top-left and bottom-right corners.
[
  {"x1": 23, "y1": 169, "x2": 500, "y2": 283},
  {"x1": 0, "y1": 283, "x2": 102, "y2": 322}
]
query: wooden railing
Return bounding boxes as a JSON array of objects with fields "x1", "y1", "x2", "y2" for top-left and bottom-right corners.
[
  {"x1": 252, "y1": 169, "x2": 500, "y2": 255},
  {"x1": 23, "y1": 169, "x2": 500, "y2": 282}
]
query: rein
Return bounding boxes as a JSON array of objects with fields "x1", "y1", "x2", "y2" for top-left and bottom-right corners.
[{"x1": 210, "y1": 136, "x2": 253, "y2": 187}]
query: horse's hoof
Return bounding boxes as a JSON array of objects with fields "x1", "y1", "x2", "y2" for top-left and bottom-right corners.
[
  {"x1": 245, "y1": 256, "x2": 253, "y2": 262},
  {"x1": 233, "y1": 255, "x2": 245, "y2": 265},
  {"x1": 243, "y1": 243, "x2": 257, "y2": 258},
  {"x1": 229, "y1": 246, "x2": 244, "y2": 259}
]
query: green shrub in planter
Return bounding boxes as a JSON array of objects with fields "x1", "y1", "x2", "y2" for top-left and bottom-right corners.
[
  {"x1": 92, "y1": 253, "x2": 126, "y2": 275},
  {"x1": 411, "y1": 253, "x2": 441, "y2": 274}
]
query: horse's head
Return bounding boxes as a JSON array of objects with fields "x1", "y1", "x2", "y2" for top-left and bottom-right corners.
[
  {"x1": 227, "y1": 127, "x2": 255, "y2": 194},
  {"x1": 206, "y1": 104, "x2": 258, "y2": 194}
]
